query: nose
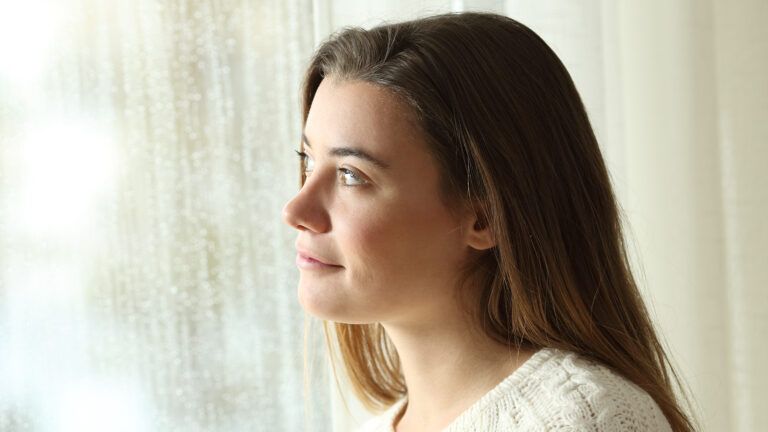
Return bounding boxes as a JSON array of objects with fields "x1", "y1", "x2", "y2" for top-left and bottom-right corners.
[{"x1": 281, "y1": 181, "x2": 330, "y2": 233}]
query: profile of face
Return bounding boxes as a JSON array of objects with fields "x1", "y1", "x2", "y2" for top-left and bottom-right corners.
[{"x1": 281, "y1": 78, "x2": 492, "y2": 326}]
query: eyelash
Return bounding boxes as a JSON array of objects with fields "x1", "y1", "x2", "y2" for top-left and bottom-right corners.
[{"x1": 294, "y1": 150, "x2": 367, "y2": 187}]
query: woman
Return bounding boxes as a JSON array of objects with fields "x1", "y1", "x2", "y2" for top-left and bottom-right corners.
[{"x1": 282, "y1": 11, "x2": 698, "y2": 432}]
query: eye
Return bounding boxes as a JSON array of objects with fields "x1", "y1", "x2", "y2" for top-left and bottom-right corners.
[
  {"x1": 295, "y1": 150, "x2": 314, "y2": 174},
  {"x1": 294, "y1": 150, "x2": 367, "y2": 187},
  {"x1": 338, "y1": 167, "x2": 367, "y2": 186}
]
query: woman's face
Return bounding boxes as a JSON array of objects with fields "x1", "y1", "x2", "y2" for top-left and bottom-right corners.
[{"x1": 282, "y1": 78, "x2": 483, "y2": 326}]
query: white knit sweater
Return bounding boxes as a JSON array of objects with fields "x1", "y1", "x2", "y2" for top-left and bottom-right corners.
[{"x1": 355, "y1": 347, "x2": 673, "y2": 431}]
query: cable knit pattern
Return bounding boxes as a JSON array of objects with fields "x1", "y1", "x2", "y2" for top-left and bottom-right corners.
[{"x1": 354, "y1": 347, "x2": 672, "y2": 431}]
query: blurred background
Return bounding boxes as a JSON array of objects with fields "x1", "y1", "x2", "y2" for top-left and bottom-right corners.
[{"x1": 0, "y1": 0, "x2": 765, "y2": 431}]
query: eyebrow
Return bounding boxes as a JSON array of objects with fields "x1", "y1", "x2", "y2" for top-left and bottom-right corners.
[{"x1": 302, "y1": 133, "x2": 391, "y2": 170}]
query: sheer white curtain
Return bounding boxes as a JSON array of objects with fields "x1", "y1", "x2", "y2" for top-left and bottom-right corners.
[
  {"x1": 0, "y1": 0, "x2": 331, "y2": 431},
  {"x1": 322, "y1": 1, "x2": 768, "y2": 431}
]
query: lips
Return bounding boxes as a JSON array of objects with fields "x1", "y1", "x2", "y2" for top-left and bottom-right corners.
[{"x1": 296, "y1": 247, "x2": 342, "y2": 267}]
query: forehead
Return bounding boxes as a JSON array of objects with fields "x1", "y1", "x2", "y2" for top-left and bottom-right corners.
[{"x1": 304, "y1": 79, "x2": 427, "y2": 163}]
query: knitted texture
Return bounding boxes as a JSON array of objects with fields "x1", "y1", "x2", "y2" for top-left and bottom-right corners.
[{"x1": 354, "y1": 347, "x2": 673, "y2": 431}]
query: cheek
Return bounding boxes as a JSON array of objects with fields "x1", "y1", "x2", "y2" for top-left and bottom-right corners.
[
  {"x1": 342, "y1": 200, "x2": 461, "y2": 287},
  {"x1": 340, "y1": 214, "x2": 398, "y2": 286}
]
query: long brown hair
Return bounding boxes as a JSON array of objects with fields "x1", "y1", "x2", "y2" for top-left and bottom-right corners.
[{"x1": 298, "y1": 11, "x2": 698, "y2": 431}]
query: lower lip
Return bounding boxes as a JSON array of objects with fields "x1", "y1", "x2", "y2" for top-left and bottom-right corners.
[{"x1": 296, "y1": 253, "x2": 343, "y2": 270}]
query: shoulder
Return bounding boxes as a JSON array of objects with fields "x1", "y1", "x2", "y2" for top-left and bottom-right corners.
[{"x1": 508, "y1": 347, "x2": 673, "y2": 431}]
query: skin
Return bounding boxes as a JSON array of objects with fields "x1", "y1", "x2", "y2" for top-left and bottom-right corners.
[{"x1": 281, "y1": 78, "x2": 536, "y2": 432}]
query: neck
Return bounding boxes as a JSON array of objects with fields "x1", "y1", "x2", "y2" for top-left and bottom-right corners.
[{"x1": 382, "y1": 314, "x2": 536, "y2": 431}]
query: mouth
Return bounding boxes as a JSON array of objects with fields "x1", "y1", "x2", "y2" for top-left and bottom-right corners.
[{"x1": 296, "y1": 252, "x2": 343, "y2": 270}]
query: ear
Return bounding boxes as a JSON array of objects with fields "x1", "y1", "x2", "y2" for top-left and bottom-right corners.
[{"x1": 463, "y1": 208, "x2": 495, "y2": 251}]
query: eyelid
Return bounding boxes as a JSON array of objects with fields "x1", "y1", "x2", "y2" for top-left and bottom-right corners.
[
  {"x1": 294, "y1": 150, "x2": 369, "y2": 187},
  {"x1": 338, "y1": 166, "x2": 368, "y2": 186}
]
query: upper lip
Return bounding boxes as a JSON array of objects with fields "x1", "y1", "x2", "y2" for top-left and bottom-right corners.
[{"x1": 296, "y1": 247, "x2": 342, "y2": 267}]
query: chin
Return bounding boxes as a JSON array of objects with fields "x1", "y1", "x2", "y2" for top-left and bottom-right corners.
[
  {"x1": 297, "y1": 282, "x2": 343, "y2": 320},
  {"x1": 297, "y1": 284, "x2": 377, "y2": 324}
]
